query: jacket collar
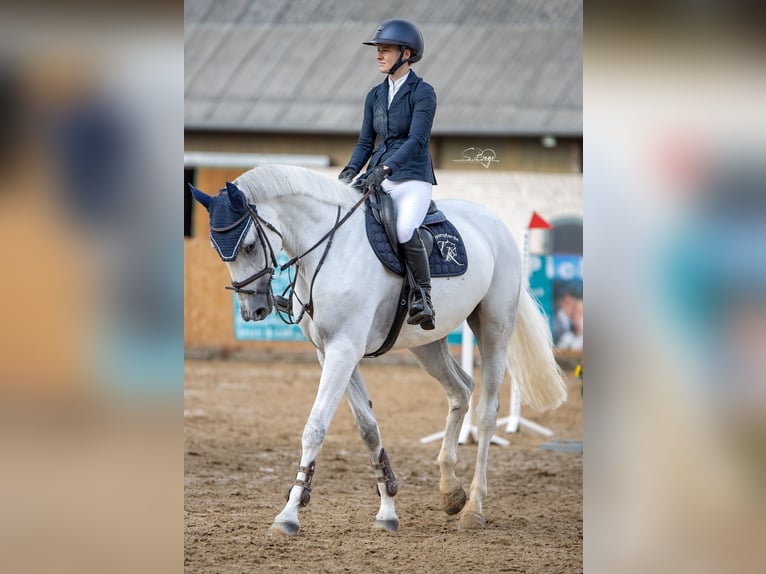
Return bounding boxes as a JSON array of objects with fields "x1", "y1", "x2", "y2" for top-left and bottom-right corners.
[{"x1": 377, "y1": 69, "x2": 420, "y2": 106}]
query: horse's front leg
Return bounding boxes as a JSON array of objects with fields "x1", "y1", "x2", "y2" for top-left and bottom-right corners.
[
  {"x1": 346, "y1": 366, "x2": 399, "y2": 531},
  {"x1": 269, "y1": 343, "x2": 360, "y2": 536}
]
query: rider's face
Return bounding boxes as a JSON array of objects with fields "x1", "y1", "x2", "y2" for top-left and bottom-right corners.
[{"x1": 376, "y1": 44, "x2": 409, "y2": 74}]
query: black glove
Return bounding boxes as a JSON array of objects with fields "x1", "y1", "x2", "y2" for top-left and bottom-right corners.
[
  {"x1": 338, "y1": 166, "x2": 356, "y2": 184},
  {"x1": 365, "y1": 165, "x2": 392, "y2": 192}
]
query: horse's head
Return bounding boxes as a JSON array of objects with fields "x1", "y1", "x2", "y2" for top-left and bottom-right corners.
[{"x1": 189, "y1": 181, "x2": 283, "y2": 321}]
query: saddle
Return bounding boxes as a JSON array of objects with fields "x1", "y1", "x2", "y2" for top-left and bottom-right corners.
[
  {"x1": 353, "y1": 183, "x2": 468, "y2": 358},
  {"x1": 363, "y1": 188, "x2": 468, "y2": 278},
  {"x1": 368, "y1": 188, "x2": 434, "y2": 257}
]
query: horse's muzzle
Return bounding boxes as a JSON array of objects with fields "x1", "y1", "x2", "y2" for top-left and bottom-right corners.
[
  {"x1": 254, "y1": 305, "x2": 272, "y2": 321},
  {"x1": 240, "y1": 293, "x2": 273, "y2": 322}
]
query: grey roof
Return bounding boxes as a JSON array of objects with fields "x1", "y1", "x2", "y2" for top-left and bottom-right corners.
[{"x1": 185, "y1": 0, "x2": 582, "y2": 136}]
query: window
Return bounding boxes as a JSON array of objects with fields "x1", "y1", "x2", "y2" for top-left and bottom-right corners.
[
  {"x1": 184, "y1": 168, "x2": 195, "y2": 237},
  {"x1": 550, "y1": 216, "x2": 582, "y2": 255}
]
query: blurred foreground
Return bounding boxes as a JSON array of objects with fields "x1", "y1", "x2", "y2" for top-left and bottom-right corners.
[
  {"x1": 0, "y1": 3, "x2": 182, "y2": 574},
  {"x1": 586, "y1": 3, "x2": 766, "y2": 572}
]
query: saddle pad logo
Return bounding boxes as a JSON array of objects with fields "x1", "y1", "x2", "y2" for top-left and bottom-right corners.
[{"x1": 435, "y1": 233, "x2": 465, "y2": 266}]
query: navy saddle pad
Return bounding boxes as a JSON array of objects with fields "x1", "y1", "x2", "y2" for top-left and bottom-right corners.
[{"x1": 364, "y1": 202, "x2": 468, "y2": 277}]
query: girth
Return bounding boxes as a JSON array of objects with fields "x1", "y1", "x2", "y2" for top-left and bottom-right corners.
[
  {"x1": 360, "y1": 187, "x2": 437, "y2": 358},
  {"x1": 364, "y1": 280, "x2": 409, "y2": 358}
]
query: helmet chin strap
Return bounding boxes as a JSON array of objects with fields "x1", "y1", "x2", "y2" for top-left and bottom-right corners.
[{"x1": 387, "y1": 46, "x2": 408, "y2": 75}]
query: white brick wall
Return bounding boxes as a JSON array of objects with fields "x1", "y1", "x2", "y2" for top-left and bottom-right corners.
[
  {"x1": 431, "y1": 170, "x2": 583, "y2": 243},
  {"x1": 315, "y1": 168, "x2": 583, "y2": 244}
]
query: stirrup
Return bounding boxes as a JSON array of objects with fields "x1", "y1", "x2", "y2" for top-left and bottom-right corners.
[
  {"x1": 407, "y1": 289, "x2": 435, "y2": 329},
  {"x1": 407, "y1": 311, "x2": 435, "y2": 330}
]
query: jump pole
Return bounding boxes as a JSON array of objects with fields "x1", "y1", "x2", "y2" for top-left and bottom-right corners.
[
  {"x1": 495, "y1": 211, "x2": 554, "y2": 437},
  {"x1": 420, "y1": 321, "x2": 509, "y2": 446}
]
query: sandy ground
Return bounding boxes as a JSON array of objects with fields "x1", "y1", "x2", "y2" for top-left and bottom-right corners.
[{"x1": 184, "y1": 357, "x2": 582, "y2": 573}]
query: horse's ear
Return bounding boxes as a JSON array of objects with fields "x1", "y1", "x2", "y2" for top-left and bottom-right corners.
[
  {"x1": 188, "y1": 183, "x2": 212, "y2": 211},
  {"x1": 225, "y1": 181, "x2": 248, "y2": 213}
]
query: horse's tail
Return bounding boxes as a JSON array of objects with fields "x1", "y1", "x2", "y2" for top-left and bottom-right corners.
[{"x1": 508, "y1": 287, "x2": 568, "y2": 411}]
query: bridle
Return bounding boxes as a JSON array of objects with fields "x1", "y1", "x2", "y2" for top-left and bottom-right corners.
[
  {"x1": 211, "y1": 204, "x2": 281, "y2": 296},
  {"x1": 217, "y1": 184, "x2": 375, "y2": 324}
]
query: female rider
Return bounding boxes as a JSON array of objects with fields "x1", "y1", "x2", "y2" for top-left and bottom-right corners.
[{"x1": 339, "y1": 18, "x2": 437, "y2": 330}]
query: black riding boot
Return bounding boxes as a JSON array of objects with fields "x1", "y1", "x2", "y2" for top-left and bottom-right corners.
[{"x1": 401, "y1": 230, "x2": 435, "y2": 330}]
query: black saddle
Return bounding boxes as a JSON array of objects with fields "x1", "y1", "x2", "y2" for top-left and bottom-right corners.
[
  {"x1": 352, "y1": 183, "x2": 468, "y2": 358},
  {"x1": 367, "y1": 189, "x2": 435, "y2": 254}
]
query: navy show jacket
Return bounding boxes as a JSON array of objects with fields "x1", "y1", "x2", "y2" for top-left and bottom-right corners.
[{"x1": 347, "y1": 70, "x2": 437, "y2": 184}]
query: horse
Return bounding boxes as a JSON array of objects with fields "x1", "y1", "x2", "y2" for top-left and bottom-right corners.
[{"x1": 189, "y1": 164, "x2": 567, "y2": 535}]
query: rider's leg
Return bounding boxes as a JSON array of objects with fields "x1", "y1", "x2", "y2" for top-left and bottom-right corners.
[
  {"x1": 382, "y1": 179, "x2": 435, "y2": 330},
  {"x1": 400, "y1": 230, "x2": 435, "y2": 329}
]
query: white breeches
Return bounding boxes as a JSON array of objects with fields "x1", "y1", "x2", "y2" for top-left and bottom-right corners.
[{"x1": 381, "y1": 179, "x2": 433, "y2": 243}]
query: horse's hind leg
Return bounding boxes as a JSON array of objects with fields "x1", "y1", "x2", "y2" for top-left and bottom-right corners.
[
  {"x1": 346, "y1": 366, "x2": 399, "y2": 531},
  {"x1": 410, "y1": 339, "x2": 474, "y2": 516},
  {"x1": 458, "y1": 310, "x2": 514, "y2": 530}
]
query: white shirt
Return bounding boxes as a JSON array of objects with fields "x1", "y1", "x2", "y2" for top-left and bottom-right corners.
[{"x1": 387, "y1": 71, "x2": 410, "y2": 108}]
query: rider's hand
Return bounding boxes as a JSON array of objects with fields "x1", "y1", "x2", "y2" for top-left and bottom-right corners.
[
  {"x1": 338, "y1": 166, "x2": 357, "y2": 184},
  {"x1": 366, "y1": 165, "x2": 392, "y2": 192}
]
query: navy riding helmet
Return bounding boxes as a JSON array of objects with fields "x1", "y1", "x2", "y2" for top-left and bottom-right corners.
[{"x1": 363, "y1": 19, "x2": 424, "y2": 74}]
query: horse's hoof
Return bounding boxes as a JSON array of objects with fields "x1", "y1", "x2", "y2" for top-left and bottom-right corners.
[
  {"x1": 457, "y1": 512, "x2": 485, "y2": 531},
  {"x1": 269, "y1": 520, "x2": 299, "y2": 536},
  {"x1": 373, "y1": 518, "x2": 399, "y2": 532},
  {"x1": 441, "y1": 488, "x2": 467, "y2": 515}
]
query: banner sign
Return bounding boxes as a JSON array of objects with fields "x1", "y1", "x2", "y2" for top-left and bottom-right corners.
[
  {"x1": 528, "y1": 253, "x2": 583, "y2": 350},
  {"x1": 233, "y1": 253, "x2": 306, "y2": 341}
]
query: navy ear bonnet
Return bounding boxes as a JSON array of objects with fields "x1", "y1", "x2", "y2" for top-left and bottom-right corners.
[{"x1": 208, "y1": 190, "x2": 256, "y2": 262}]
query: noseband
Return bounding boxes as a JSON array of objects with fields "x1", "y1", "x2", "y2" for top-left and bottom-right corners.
[{"x1": 211, "y1": 204, "x2": 281, "y2": 296}]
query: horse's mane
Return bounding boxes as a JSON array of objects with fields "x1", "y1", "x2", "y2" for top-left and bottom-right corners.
[{"x1": 234, "y1": 165, "x2": 362, "y2": 210}]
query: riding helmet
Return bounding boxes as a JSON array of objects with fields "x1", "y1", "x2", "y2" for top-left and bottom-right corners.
[{"x1": 363, "y1": 19, "x2": 424, "y2": 63}]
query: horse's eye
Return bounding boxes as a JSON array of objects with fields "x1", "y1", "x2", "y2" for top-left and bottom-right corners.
[{"x1": 243, "y1": 243, "x2": 255, "y2": 254}]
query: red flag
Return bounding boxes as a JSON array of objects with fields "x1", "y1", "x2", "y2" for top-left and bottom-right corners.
[{"x1": 528, "y1": 211, "x2": 552, "y2": 229}]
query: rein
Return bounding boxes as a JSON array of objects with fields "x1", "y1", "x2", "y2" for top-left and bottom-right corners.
[
  {"x1": 223, "y1": 183, "x2": 374, "y2": 324},
  {"x1": 275, "y1": 185, "x2": 375, "y2": 325},
  {"x1": 278, "y1": 185, "x2": 374, "y2": 272}
]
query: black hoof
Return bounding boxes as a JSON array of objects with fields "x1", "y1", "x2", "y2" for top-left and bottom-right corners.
[{"x1": 269, "y1": 521, "x2": 299, "y2": 536}]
